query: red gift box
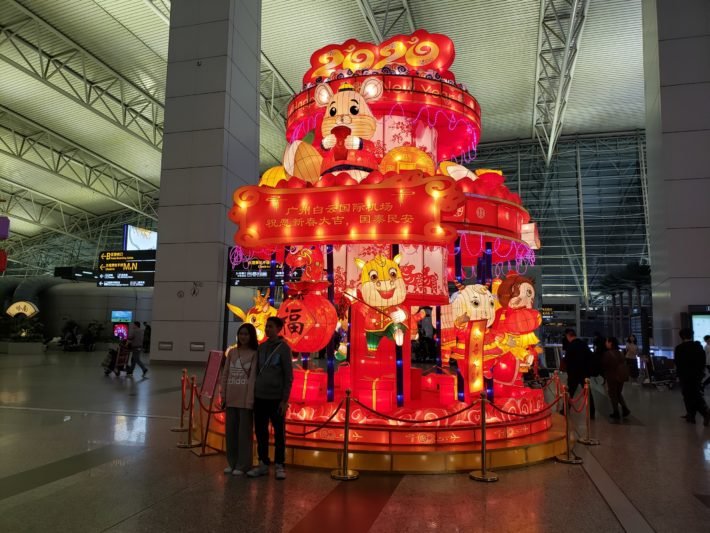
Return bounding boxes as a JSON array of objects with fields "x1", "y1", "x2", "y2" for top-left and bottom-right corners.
[
  {"x1": 355, "y1": 376, "x2": 395, "y2": 412},
  {"x1": 291, "y1": 367, "x2": 326, "y2": 403},
  {"x1": 435, "y1": 373, "x2": 458, "y2": 406},
  {"x1": 335, "y1": 363, "x2": 351, "y2": 391},
  {"x1": 410, "y1": 367, "x2": 422, "y2": 400}
]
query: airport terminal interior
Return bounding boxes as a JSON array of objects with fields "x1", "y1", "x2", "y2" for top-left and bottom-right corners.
[{"x1": 1, "y1": 1, "x2": 709, "y2": 532}]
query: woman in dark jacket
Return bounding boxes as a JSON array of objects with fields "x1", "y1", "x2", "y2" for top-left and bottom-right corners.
[{"x1": 603, "y1": 337, "x2": 631, "y2": 420}]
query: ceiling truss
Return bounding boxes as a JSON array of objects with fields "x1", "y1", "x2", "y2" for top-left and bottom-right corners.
[
  {"x1": 355, "y1": 0, "x2": 416, "y2": 43},
  {"x1": 0, "y1": 106, "x2": 158, "y2": 220},
  {"x1": 532, "y1": 0, "x2": 590, "y2": 165},
  {"x1": 3, "y1": 205, "x2": 157, "y2": 276},
  {"x1": 0, "y1": 176, "x2": 96, "y2": 240},
  {"x1": 0, "y1": 0, "x2": 164, "y2": 149}
]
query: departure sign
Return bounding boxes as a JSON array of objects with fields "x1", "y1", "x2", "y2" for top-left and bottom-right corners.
[{"x1": 97, "y1": 250, "x2": 156, "y2": 287}]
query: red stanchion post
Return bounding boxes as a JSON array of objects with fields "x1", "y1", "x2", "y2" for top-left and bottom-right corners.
[
  {"x1": 171, "y1": 369, "x2": 188, "y2": 432},
  {"x1": 331, "y1": 389, "x2": 359, "y2": 481},
  {"x1": 470, "y1": 391, "x2": 499, "y2": 482},
  {"x1": 555, "y1": 385, "x2": 583, "y2": 464},
  {"x1": 177, "y1": 376, "x2": 200, "y2": 448},
  {"x1": 577, "y1": 378, "x2": 600, "y2": 446}
]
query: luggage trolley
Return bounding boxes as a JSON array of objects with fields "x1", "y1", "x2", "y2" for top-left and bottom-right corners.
[
  {"x1": 103, "y1": 341, "x2": 132, "y2": 376},
  {"x1": 644, "y1": 355, "x2": 677, "y2": 390}
]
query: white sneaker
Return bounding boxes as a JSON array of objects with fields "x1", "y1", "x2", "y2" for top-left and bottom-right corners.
[
  {"x1": 223, "y1": 467, "x2": 233, "y2": 474},
  {"x1": 232, "y1": 469, "x2": 244, "y2": 476},
  {"x1": 275, "y1": 464, "x2": 286, "y2": 480},
  {"x1": 246, "y1": 461, "x2": 269, "y2": 478}
]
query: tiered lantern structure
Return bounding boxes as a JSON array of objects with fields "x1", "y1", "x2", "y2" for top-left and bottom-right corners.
[{"x1": 227, "y1": 30, "x2": 548, "y2": 448}]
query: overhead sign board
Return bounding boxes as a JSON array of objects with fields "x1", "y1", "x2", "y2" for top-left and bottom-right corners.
[
  {"x1": 97, "y1": 250, "x2": 156, "y2": 287},
  {"x1": 228, "y1": 257, "x2": 284, "y2": 287}
]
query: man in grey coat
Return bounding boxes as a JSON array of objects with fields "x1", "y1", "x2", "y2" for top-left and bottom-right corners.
[{"x1": 247, "y1": 316, "x2": 293, "y2": 480}]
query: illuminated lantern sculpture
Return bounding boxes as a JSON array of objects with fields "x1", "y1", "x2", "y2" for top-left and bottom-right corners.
[
  {"x1": 278, "y1": 282, "x2": 338, "y2": 352},
  {"x1": 441, "y1": 282, "x2": 496, "y2": 363},
  {"x1": 486, "y1": 273, "x2": 543, "y2": 389},
  {"x1": 284, "y1": 78, "x2": 384, "y2": 184},
  {"x1": 354, "y1": 254, "x2": 408, "y2": 352},
  {"x1": 227, "y1": 289, "x2": 278, "y2": 342}
]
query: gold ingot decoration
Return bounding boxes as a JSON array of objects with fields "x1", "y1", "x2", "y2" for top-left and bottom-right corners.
[
  {"x1": 379, "y1": 146, "x2": 435, "y2": 176},
  {"x1": 259, "y1": 165, "x2": 288, "y2": 187}
]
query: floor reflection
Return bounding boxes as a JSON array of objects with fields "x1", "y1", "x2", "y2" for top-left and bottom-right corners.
[{"x1": 112, "y1": 415, "x2": 147, "y2": 444}]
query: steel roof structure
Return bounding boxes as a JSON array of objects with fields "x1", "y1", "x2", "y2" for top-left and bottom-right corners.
[{"x1": 0, "y1": 0, "x2": 648, "y2": 302}]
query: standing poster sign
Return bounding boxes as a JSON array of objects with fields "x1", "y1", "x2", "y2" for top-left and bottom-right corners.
[{"x1": 194, "y1": 350, "x2": 224, "y2": 456}]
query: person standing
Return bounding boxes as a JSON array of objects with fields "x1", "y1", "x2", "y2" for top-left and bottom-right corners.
[
  {"x1": 127, "y1": 321, "x2": 148, "y2": 377},
  {"x1": 703, "y1": 335, "x2": 710, "y2": 390},
  {"x1": 142, "y1": 322, "x2": 152, "y2": 353},
  {"x1": 562, "y1": 328, "x2": 596, "y2": 419},
  {"x1": 603, "y1": 337, "x2": 631, "y2": 420},
  {"x1": 674, "y1": 328, "x2": 709, "y2": 426},
  {"x1": 624, "y1": 335, "x2": 639, "y2": 381},
  {"x1": 220, "y1": 323, "x2": 259, "y2": 476},
  {"x1": 247, "y1": 316, "x2": 293, "y2": 480}
]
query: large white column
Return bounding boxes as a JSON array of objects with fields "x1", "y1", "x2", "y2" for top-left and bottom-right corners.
[
  {"x1": 151, "y1": 0, "x2": 261, "y2": 361},
  {"x1": 644, "y1": 0, "x2": 710, "y2": 346}
]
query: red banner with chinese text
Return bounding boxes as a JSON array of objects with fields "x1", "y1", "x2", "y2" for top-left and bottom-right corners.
[{"x1": 229, "y1": 173, "x2": 464, "y2": 248}]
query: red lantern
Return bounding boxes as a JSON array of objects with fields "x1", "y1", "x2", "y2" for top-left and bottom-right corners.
[
  {"x1": 502, "y1": 308, "x2": 542, "y2": 335},
  {"x1": 278, "y1": 292, "x2": 338, "y2": 352}
]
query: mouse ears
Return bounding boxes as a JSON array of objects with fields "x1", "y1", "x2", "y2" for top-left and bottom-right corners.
[
  {"x1": 314, "y1": 83, "x2": 334, "y2": 107},
  {"x1": 359, "y1": 77, "x2": 383, "y2": 102},
  {"x1": 314, "y1": 78, "x2": 384, "y2": 107}
]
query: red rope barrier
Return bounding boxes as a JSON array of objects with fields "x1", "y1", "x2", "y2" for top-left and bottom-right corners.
[
  {"x1": 285, "y1": 399, "x2": 345, "y2": 436},
  {"x1": 487, "y1": 394, "x2": 563, "y2": 418},
  {"x1": 351, "y1": 398, "x2": 480, "y2": 424}
]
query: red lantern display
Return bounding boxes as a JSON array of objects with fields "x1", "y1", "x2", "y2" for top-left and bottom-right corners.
[{"x1": 278, "y1": 291, "x2": 338, "y2": 352}]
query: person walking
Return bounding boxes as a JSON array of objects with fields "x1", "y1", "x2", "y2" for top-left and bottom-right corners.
[
  {"x1": 703, "y1": 335, "x2": 710, "y2": 390},
  {"x1": 603, "y1": 337, "x2": 631, "y2": 420},
  {"x1": 220, "y1": 323, "x2": 259, "y2": 476},
  {"x1": 562, "y1": 328, "x2": 596, "y2": 419},
  {"x1": 247, "y1": 316, "x2": 293, "y2": 480},
  {"x1": 142, "y1": 322, "x2": 152, "y2": 353},
  {"x1": 127, "y1": 321, "x2": 148, "y2": 377},
  {"x1": 674, "y1": 328, "x2": 709, "y2": 426}
]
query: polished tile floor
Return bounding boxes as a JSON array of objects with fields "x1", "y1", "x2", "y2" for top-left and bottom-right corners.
[{"x1": 1, "y1": 351, "x2": 709, "y2": 532}]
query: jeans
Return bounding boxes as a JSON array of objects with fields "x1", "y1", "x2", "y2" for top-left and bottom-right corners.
[
  {"x1": 129, "y1": 349, "x2": 147, "y2": 374},
  {"x1": 254, "y1": 397, "x2": 285, "y2": 465}
]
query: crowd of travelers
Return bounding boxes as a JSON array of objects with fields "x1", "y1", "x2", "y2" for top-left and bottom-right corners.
[{"x1": 560, "y1": 327, "x2": 709, "y2": 426}]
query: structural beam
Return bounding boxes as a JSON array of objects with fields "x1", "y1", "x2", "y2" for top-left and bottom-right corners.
[
  {"x1": 355, "y1": 0, "x2": 416, "y2": 43},
  {"x1": 2, "y1": 206, "x2": 156, "y2": 276},
  {"x1": 531, "y1": 0, "x2": 590, "y2": 165},
  {"x1": 0, "y1": 0, "x2": 164, "y2": 149},
  {"x1": 0, "y1": 177, "x2": 96, "y2": 240},
  {"x1": 0, "y1": 106, "x2": 158, "y2": 220}
]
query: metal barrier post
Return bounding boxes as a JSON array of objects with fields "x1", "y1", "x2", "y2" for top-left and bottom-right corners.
[
  {"x1": 470, "y1": 391, "x2": 498, "y2": 482},
  {"x1": 331, "y1": 390, "x2": 359, "y2": 481},
  {"x1": 177, "y1": 376, "x2": 200, "y2": 448},
  {"x1": 555, "y1": 385, "x2": 583, "y2": 464},
  {"x1": 577, "y1": 379, "x2": 600, "y2": 446},
  {"x1": 171, "y1": 369, "x2": 188, "y2": 432}
]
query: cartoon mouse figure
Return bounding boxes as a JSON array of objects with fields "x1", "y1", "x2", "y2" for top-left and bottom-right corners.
[{"x1": 284, "y1": 78, "x2": 383, "y2": 184}]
